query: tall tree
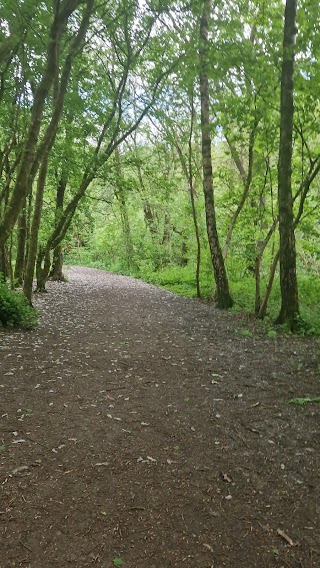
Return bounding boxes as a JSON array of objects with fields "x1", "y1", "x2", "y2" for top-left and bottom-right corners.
[
  {"x1": 0, "y1": 0, "x2": 83, "y2": 250},
  {"x1": 199, "y1": 0, "x2": 233, "y2": 308},
  {"x1": 23, "y1": 0, "x2": 95, "y2": 303},
  {"x1": 275, "y1": 0, "x2": 299, "y2": 329}
]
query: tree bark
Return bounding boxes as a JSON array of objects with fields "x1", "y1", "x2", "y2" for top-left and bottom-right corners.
[
  {"x1": 50, "y1": 172, "x2": 68, "y2": 281},
  {"x1": 258, "y1": 250, "x2": 280, "y2": 320},
  {"x1": 275, "y1": 0, "x2": 299, "y2": 329},
  {"x1": 36, "y1": 246, "x2": 51, "y2": 292},
  {"x1": 199, "y1": 0, "x2": 233, "y2": 308},
  {"x1": 50, "y1": 246, "x2": 64, "y2": 280},
  {"x1": 114, "y1": 149, "x2": 136, "y2": 271},
  {"x1": 23, "y1": 153, "x2": 49, "y2": 303},
  {"x1": 14, "y1": 200, "x2": 27, "y2": 285}
]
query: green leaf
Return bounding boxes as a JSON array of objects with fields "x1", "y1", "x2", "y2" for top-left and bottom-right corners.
[
  {"x1": 113, "y1": 558, "x2": 124, "y2": 566},
  {"x1": 287, "y1": 397, "x2": 320, "y2": 406},
  {"x1": 0, "y1": 445, "x2": 6, "y2": 451}
]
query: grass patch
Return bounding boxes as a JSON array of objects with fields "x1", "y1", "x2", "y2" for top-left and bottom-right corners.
[{"x1": 287, "y1": 397, "x2": 320, "y2": 406}]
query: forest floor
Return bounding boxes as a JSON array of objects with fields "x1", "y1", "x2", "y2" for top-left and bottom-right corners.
[{"x1": 0, "y1": 266, "x2": 319, "y2": 568}]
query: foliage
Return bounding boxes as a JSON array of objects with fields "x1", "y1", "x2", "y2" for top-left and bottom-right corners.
[
  {"x1": 112, "y1": 559, "x2": 124, "y2": 567},
  {"x1": 287, "y1": 397, "x2": 320, "y2": 406},
  {"x1": 0, "y1": 0, "x2": 319, "y2": 325},
  {"x1": 0, "y1": 282, "x2": 38, "y2": 329}
]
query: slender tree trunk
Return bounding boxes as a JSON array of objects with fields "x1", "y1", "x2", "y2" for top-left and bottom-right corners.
[
  {"x1": 258, "y1": 250, "x2": 280, "y2": 320},
  {"x1": 35, "y1": 174, "x2": 93, "y2": 291},
  {"x1": 8, "y1": 233, "x2": 14, "y2": 287},
  {"x1": 50, "y1": 173, "x2": 68, "y2": 281},
  {"x1": 223, "y1": 119, "x2": 258, "y2": 260},
  {"x1": 199, "y1": 0, "x2": 233, "y2": 308},
  {"x1": 14, "y1": 200, "x2": 27, "y2": 285},
  {"x1": 254, "y1": 255, "x2": 261, "y2": 314},
  {"x1": 175, "y1": 136, "x2": 201, "y2": 294},
  {"x1": 275, "y1": 0, "x2": 299, "y2": 329},
  {"x1": 119, "y1": 195, "x2": 135, "y2": 270},
  {"x1": 0, "y1": 245, "x2": 6, "y2": 279},
  {"x1": 188, "y1": 92, "x2": 201, "y2": 298},
  {"x1": 254, "y1": 218, "x2": 279, "y2": 315},
  {"x1": 114, "y1": 149, "x2": 136, "y2": 271},
  {"x1": 162, "y1": 211, "x2": 171, "y2": 246},
  {"x1": 136, "y1": 161, "x2": 158, "y2": 237},
  {"x1": 23, "y1": 154, "x2": 49, "y2": 303}
]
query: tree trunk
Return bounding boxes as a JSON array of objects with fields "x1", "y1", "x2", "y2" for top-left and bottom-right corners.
[
  {"x1": 258, "y1": 250, "x2": 280, "y2": 320},
  {"x1": 50, "y1": 172, "x2": 68, "y2": 281},
  {"x1": 275, "y1": 0, "x2": 299, "y2": 329},
  {"x1": 223, "y1": 119, "x2": 258, "y2": 260},
  {"x1": 114, "y1": 149, "x2": 136, "y2": 271},
  {"x1": 0, "y1": 245, "x2": 7, "y2": 279},
  {"x1": 50, "y1": 246, "x2": 64, "y2": 281},
  {"x1": 199, "y1": 0, "x2": 233, "y2": 308},
  {"x1": 23, "y1": 154, "x2": 49, "y2": 303},
  {"x1": 188, "y1": 92, "x2": 201, "y2": 297},
  {"x1": 35, "y1": 174, "x2": 93, "y2": 291},
  {"x1": 0, "y1": 0, "x2": 92, "y2": 250},
  {"x1": 36, "y1": 246, "x2": 51, "y2": 292},
  {"x1": 14, "y1": 200, "x2": 27, "y2": 285},
  {"x1": 254, "y1": 219, "x2": 278, "y2": 315}
]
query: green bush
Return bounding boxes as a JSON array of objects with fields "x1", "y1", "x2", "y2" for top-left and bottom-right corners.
[{"x1": 0, "y1": 283, "x2": 39, "y2": 329}]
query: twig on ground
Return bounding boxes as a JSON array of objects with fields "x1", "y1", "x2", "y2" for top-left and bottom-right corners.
[{"x1": 19, "y1": 540, "x2": 32, "y2": 552}]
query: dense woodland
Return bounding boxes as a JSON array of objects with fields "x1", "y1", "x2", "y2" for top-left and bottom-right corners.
[{"x1": 0, "y1": 0, "x2": 319, "y2": 331}]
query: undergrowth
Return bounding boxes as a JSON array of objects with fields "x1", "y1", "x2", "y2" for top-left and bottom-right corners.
[{"x1": 0, "y1": 282, "x2": 39, "y2": 329}]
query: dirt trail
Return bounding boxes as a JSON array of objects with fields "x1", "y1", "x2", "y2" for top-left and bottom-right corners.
[{"x1": 0, "y1": 266, "x2": 319, "y2": 568}]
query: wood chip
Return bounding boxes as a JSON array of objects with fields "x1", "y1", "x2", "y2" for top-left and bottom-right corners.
[
  {"x1": 12, "y1": 465, "x2": 29, "y2": 475},
  {"x1": 221, "y1": 472, "x2": 232, "y2": 483}
]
